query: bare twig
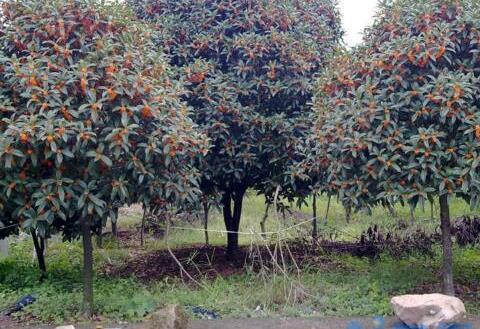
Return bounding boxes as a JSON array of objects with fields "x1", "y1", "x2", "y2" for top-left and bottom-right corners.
[{"x1": 165, "y1": 218, "x2": 205, "y2": 289}]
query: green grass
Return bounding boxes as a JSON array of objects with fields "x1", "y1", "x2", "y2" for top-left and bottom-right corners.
[
  {"x1": 0, "y1": 195, "x2": 479, "y2": 324},
  {"x1": 136, "y1": 193, "x2": 480, "y2": 248}
]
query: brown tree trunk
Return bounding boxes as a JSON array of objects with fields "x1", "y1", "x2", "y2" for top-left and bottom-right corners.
[
  {"x1": 324, "y1": 195, "x2": 331, "y2": 225},
  {"x1": 345, "y1": 205, "x2": 351, "y2": 223},
  {"x1": 430, "y1": 200, "x2": 435, "y2": 221},
  {"x1": 312, "y1": 194, "x2": 318, "y2": 240},
  {"x1": 203, "y1": 201, "x2": 210, "y2": 246},
  {"x1": 387, "y1": 203, "x2": 397, "y2": 217},
  {"x1": 140, "y1": 206, "x2": 146, "y2": 247},
  {"x1": 260, "y1": 202, "x2": 270, "y2": 238},
  {"x1": 40, "y1": 236, "x2": 46, "y2": 258},
  {"x1": 410, "y1": 206, "x2": 415, "y2": 225},
  {"x1": 111, "y1": 219, "x2": 118, "y2": 238},
  {"x1": 223, "y1": 189, "x2": 245, "y2": 261},
  {"x1": 96, "y1": 227, "x2": 103, "y2": 249},
  {"x1": 82, "y1": 217, "x2": 94, "y2": 318},
  {"x1": 439, "y1": 194, "x2": 454, "y2": 296},
  {"x1": 427, "y1": 194, "x2": 435, "y2": 221},
  {"x1": 31, "y1": 230, "x2": 47, "y2": 281}
]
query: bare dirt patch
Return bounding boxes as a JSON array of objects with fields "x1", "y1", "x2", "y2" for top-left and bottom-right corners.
[
  {"x1": 0, "y1": 315, "x2": 25, "y2": 329},
  {"x1": 115, "y1": 230, "x2": 141, "y2": 248},
  {"x1": 104, "y1": 245, "x2": 245, "y2": 281},
  {"x1": 411, "y1": 282, "x2": 479, "y2": 304},
  {"x1": 101, "y1": 241, "x2": 344, "y2": 282},
  {"x1": 100, "y1": 223, "x2": 462, "y2": 283}
]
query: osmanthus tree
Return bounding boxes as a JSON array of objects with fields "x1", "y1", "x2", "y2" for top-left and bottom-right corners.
[
  {"x1": 312, "y1": 0, "x2": 480, "y2": 295},
  {"x1": 128, "y1": 0, "x2": 342, "y2": 258},
  {"x1": 0, "y1": 0, "x2": 206, "y2": 316}
]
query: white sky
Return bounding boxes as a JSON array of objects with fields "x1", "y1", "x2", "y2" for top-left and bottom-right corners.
[{"x1": 339, "y1": 0, "x2": 379, "y2": 47}]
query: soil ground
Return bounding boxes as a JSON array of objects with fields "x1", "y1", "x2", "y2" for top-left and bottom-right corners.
[
  {"x1": 101, "y1": 239, "x2": 479, "y2": 304},
  {"x1": 101, "y1": 234, "x2": 404, "y2": 282},
  {"x1": 2, "y1": 316, "x2": 479, "y2": 329},
  {"x1": 101, "y1": 241, "x2": 341, "y2": 282}
]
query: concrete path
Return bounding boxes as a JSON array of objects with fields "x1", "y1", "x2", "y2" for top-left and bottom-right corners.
[
  {"x1": 2, "y1": 316, "x2": 479, "y2": 329},
  {"x1": 188, "y1": 317, "x2": 478, "y2": 329}
]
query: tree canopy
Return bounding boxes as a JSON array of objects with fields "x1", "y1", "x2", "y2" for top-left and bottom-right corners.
[
  {"x1": 311, "y1": 0, "x2": 480, "y2": 294},
  {"x1": 128, "y1": 0, "x2": 343, "y2": 257}
]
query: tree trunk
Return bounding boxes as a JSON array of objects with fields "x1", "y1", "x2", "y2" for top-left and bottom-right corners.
[
  {"x1": 223, "y1": 189, "x2": 245, "y2": 261},
  {"x1": 111, "y1": 219, "x2": 118, "y2": 238},
  {"x1": 345, "y1": 205, "x2": 351, "y2": 223},
  {"x1": 410, "y1": 206, "x2": 415, "y2": 225},
  {"x1": 81, "y1": 218, "x2": 94, "y2": 318},
  {"x1": 439, "y1": 194, "x2": 455, "y2": 296},
  {"x1": 31, "y1": 230, "x2": 47, "y2": 281},
  {"x1": 140, "y1": 207, "x2": 146, "y2": 247},
  {"x1": 387, "y1": 203, "x2": 397, "y2": 217},
  {"x1": 430, "y1": 200, "x2": 435, "y2": 222},
  {"x1": 430, "y1": 202, "x2": 435, "y2": 221},
  {"x1": 281, "y1": 208, "x2": 287, "y2": 224},
  {"x1": 427, "y1": 194, "x2": 435, "y2": 221},
  {"x1": 96, "y1": 227, "x2": 103, "y2": 249},
  {"x1": 203, "y1": 201, "x2": 210, "y2": 246},
  {"x1": 260, "y1": 203, "x2": 270, "y2": 238},
  {"x1": 41, "y1": 236, "x2": 46, "y2": 258},
  {"x1": 324, "y1": 195, "x2": 331, "y2": 225},
  {"x1": 312, "y1": 194, "x2": 318, "y2": 240}
]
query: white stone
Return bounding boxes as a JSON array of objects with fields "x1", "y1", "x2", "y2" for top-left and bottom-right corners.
[
  {"x1": 391, "y1": 293, "x2": 466, "y2": 329},
  {"x1": 55, "y1": 326, "x2": 75, "y2": 329}
]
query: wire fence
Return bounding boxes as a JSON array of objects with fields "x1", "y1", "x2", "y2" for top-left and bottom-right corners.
[
  {"x1": 170, "y1": 217, "x2": 316, "y2": 236},
  {"x1": 0, "y1": 223, "x2": 19, "y2": 232},
  {"x1": 0, "y1": 215, "x2": 361, "y2": 241}
]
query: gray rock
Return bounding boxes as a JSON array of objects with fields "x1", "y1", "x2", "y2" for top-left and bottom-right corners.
[
  {"x1": 391, "y1": 293, "x2": 466, "y2": 329},
  {"x1": 150, "y1": 304, "x2": 189, "y2": 329}
]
